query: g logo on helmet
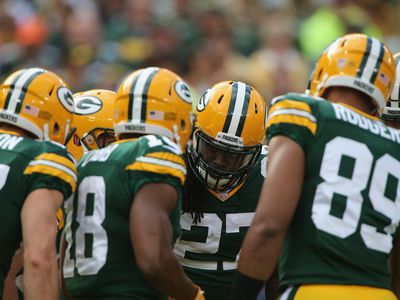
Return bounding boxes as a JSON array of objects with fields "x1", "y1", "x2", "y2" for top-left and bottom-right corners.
[
  {"x1": 197, "y1": 89, "x2": 211, "y2": 112},
  {"x1": 175, "y1": 81, "x2": 192, "y2": 104},
  {"x1": 74, "y1": 96, "x2": 103, "y2": 115},
  {"x1": 57, "y1": 87, "x2": 74, "y2": 113}
]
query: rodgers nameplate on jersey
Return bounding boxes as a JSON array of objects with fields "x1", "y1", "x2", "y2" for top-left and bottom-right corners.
[
  {"x1": 0, "y1": 131, "x2": 76, "y2": 292},
  {"x1": 63, "y1": 135, "x2": 184, "y2": 299},
  {"x1": 173, "y1": 147, "x2": 267, "y2": 300},
  {"x1": 266, "y1": 92, "x2": 400, "y2": 290}
]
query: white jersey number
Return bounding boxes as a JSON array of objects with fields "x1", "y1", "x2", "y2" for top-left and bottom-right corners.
[
  {"x1": 0, "y1": 164, "x2": 10, "y2": 190},
  {"x1": 312, "y1": 137, "x2": 400, "y2": 253},
  {"x1": 64, "y1": 176, "x2": 108, "y2": 277},
  {"x1": 174, "y1": 212, "x2": 254, "y2": 270}
]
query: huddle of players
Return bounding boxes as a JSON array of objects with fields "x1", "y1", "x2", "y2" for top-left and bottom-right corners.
[{"x1": 0, "y1": 32, "x2": 399, "y2": 300}]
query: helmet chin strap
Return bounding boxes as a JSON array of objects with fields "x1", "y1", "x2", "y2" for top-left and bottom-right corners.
[
  {"x1": 43, "y1": 124, "x2": 49, "y2": 141},
  {"x1": 172, "y1": 124, "x2": 181, "y2": 150},
  {"x1": 82, "y1": 142, "x2": 90, "y2": 154},
  {"x1": 63, "y1": 119, "x2": 71, "y2": 145}
]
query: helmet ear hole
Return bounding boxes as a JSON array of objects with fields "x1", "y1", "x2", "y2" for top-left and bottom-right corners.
[
  {"x1": 217, "y1": 95, "x2": 223, "y2": 104},
  {"x1": 317, "y1": 68, "x2": 323, "y2": 80},
  {"x1": 48, "y1": 85, "x2": 55, "y2": 96},
  {"x1": 180, "y1": 119, "x2": 186, "y2": 131},
  {"x1": 53, "y1": 122, "x2": 60, "y2": 136},
  {"x1": 255, "y1": 103, "x2": 258, "y2": 114}
]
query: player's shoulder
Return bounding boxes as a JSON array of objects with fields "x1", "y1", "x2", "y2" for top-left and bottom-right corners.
[
  {"x1": 121, "y1": 135, "x2": 185, "y2": 167},
  {"x1": 124, "y1": 134, "x2": 186, "y2": 184},
  {"x1": 137, "y1": 134, "x2": 183, "y2": 155},
  {"x1": 1, "y1": 132, "x2": 75, "y2": 163},
  {"x1": 31, "y1": 140, "x2": 75, "y2": 163},
  {"x1": 37, "y1": 139, "x2": 71, "y2": 154},
  {"x1": 111, "y1": 134, "x2": 182, "y2": 154},
  {"x1": 270, "y1": 92, "x2": 326, "y2": 110},
  {"x1": 22, "y1": 139, "x2": 77, "y2": 193}
]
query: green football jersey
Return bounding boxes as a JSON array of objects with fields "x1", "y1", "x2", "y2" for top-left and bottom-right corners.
[
  {"x1": 0, "y1": 130, "x2": 76, "y2": 296},
  {"x1": 267, "y1": 93, "x2": 400, "y2": 289},
  {"x1": 63, "y1": 135, "x2": 185, "y2": 300},
  {"x1": 173, "y1": 148, "x2": 267, "y2": 300}
]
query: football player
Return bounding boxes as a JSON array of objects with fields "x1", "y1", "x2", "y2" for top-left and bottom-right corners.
[
  {"x1": 0, "y1": 68, "x2": 76, "y2": 299},
  {"x1": 234, "y1": 33, "x2": 400, "y2": 299},
  {"x1": 381, "y1": 52, "x2": 400, "y2": 129},
  {"x1": 62, "y1": 67, "x2": 204, "y2": 299},
  {"x1": 173, "y1": 81, "x2": 272, "y2": 300},
  {"x1": 66, "y1": 89, "x2": 116, "y2": 162}
]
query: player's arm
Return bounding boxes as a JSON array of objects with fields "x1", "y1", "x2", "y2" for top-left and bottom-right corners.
[
  {"x1": 232, "y1": 135, "x2": 304, "y2": 300},
  {"x1": 391, "y1": 231, "x2": 400, "y2": 298},
  {"x1": 3, "y1": 246, "x2": 24, "y2": 300},
  {"x1": 264, "y1": 266, "x2": 279, "y2": 300},
  {"x1": 130, "y1": 182, "x2": 201, "y2": 300},
  {"x1": 21, "y1": 189, "x2": 63, "y2": 300},
  {"x1": 59, "y1": 232, "x2": 75, "y2": 300}
]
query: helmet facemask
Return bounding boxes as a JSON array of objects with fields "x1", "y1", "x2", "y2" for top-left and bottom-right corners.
[
  {"x1": 381, "y1": 53, "x2": 400, "y2": 122},
  {"x1": 188, "y1": 129, "x2": 261, "y2": 192},
  {"x1": 81, "y1": 127, "x2": 115, "y2": 150}
]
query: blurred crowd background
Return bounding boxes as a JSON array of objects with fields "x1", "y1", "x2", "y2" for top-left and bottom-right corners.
[{"x1": 0, "y1": 0, "x2": 399, "y2": 102}]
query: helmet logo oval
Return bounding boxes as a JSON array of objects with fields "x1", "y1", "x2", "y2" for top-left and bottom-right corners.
[
  {"x1": 57, "y1": 87, "x2": 74, "y2": 113},
  {"x1": 175, "y1": 81, "x2": 192, "y2": 104},
  {"x1": 197, "y1": 89, "x2": 211, "y2": 112},
  {"x1": 74, "y1": 96, "x2": 103, "y2": 115}
]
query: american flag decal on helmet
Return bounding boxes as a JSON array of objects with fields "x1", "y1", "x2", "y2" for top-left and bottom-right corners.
[{"x1": 23, "y1": 104, "x2": 40, "y2": 117}]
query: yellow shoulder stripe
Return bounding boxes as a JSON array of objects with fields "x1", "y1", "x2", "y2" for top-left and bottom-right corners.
[
  {"x1": 127, "y1": 161, "x2": 185, "y2": 185},
  {"x1": 269, "y1": 99, "x2": 311, "y2": 115},
  {"x1": 35, "y1": 153, "x2": 76, "y2": 174},
  {"x1": 267, "y1": 114, "x2": 317, "y2": 135},
  {"x1": 126, "y1": 156, "x2": 186, "y2": 185},
  {"x1": 145, "y1": 152, "x2": 185, "y2": 167},
  {"x1": 24, "y1": 165, "x2": 76, "y2": 192}
]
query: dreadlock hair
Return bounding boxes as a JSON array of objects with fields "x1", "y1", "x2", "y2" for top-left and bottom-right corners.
[{"x1": 182, "y1": 154, "x2": 204, "y2": 224}]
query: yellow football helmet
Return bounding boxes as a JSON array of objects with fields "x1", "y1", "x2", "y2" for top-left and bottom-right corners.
[
  {"x1": 188, "y1": 81, "x2": 266, "y2": 192},
  {"x1": 381, "y1": 52, "x2": 400, "y2": 121},
  {"x1": 114, "y1": 67, "x2": 192, "y2": 151},
  {"x1": 0, "y1": 68, "x2": 74, "y2": 144},
  {"x1": 309, "y1": 33, "x2": 396, "y2": 112},
  {"x1": 66, "y1": 89, "x2": 116, "y2": 161}
]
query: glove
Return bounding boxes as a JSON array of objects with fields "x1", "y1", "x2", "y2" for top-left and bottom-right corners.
[{"x1": 193, "y1": 285, "x2": 205, "y2": 300}]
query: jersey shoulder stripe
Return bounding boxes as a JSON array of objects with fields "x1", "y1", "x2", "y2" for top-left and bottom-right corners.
[
  {"x1": 267, "y1": 95, "x2": 318, "y2": 135},
  {"x1": 24, "y1": 152, "x2": 77, "y2": 192},
  {"x1": 35, "y1": 153, "x2": 76, "y2": 171},
  {"x1": 145, "y1": 151, "x2": 185, "y2": 167},
  {"x1": 126, "y1": 155, "x2": 186, "y2": 184}
]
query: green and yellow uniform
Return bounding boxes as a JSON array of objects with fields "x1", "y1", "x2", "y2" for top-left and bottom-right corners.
[
  {"x1": 173, "y1": 148, "x2": 267, "y2": 300},
  {"x1": 267, "y1": 93, "x2": 400, "y2": 299},
  {"x1": 63, "y1": 135, "x2": 185, "y2": 300},
  {"x1": 0, "y1": 130, "x2": 76, "y2": 296}
]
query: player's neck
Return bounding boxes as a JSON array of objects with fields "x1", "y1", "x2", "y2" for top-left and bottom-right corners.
[
  {"x1": 324, "y1": 88, "x2": 377, "y2": 116},
  {"x1": 385, "y1": 119, "x2": 400, "y2": 129}
]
